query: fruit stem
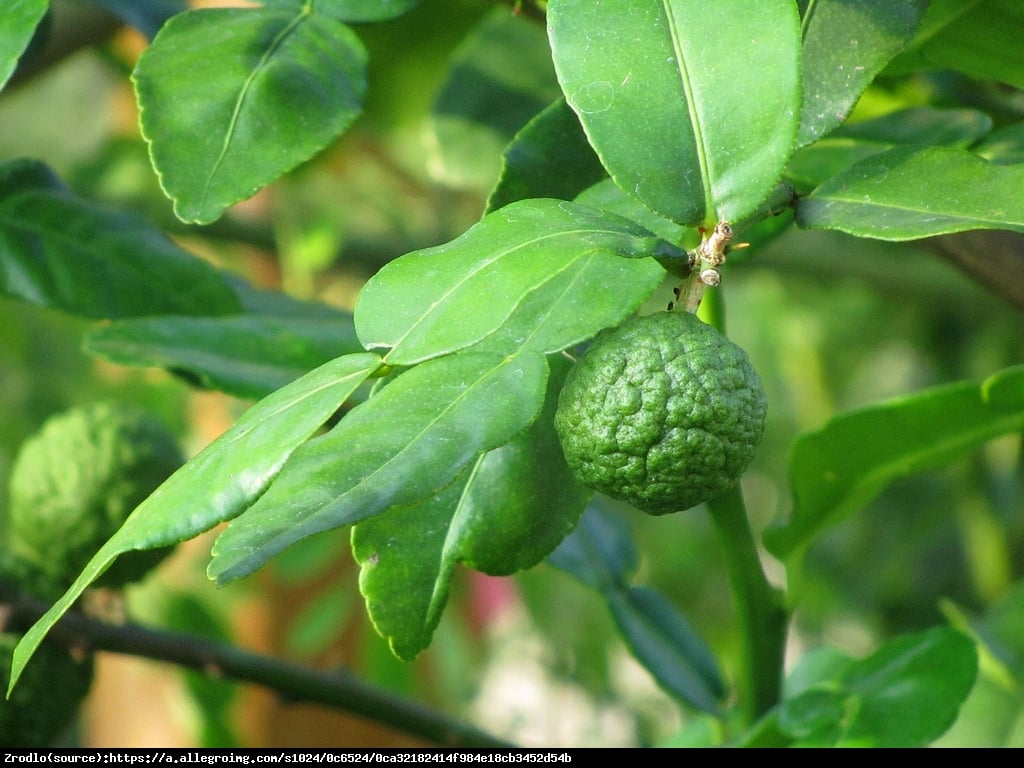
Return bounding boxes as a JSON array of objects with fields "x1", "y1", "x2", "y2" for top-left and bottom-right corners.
[{"x1": 706, "y1": 485, "x2": 788, "y2": 727}]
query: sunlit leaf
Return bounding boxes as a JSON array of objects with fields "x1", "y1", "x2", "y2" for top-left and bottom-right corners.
[
  {"x1": 798, "y1": 0, "x2": 929, "y2": 147},
  {"x1": 0, "y1": 0, "x2": 48, "y2": 90},
  {"x1": 776, "y1": 628, "x2": 977, "y2": 747},
  {"x1": 208, "y1": 350, "x2": 549, "y2": 584},
  {"x1": 765, "y1": 367, "x2": 1024, "y2": 562},
  {"x1": 354, "y1": 198, "x2": 673, "y2": 366},
  {"x1": 356, "y1": 357, "x2": 587, "y2": 662},
  {"x1": 486, "y1": 98, "x2": 607, "y2": 214},
  {"x1": 134, "y1": 6, "x2": 367, "y2": 223},
  {"x1": 796, "y1": 146, "x2": 1024, "y2": 239},
  {"x1": 548, "y1": 0, "x2": 801, "y2": 225},
  {"x1": 0, "y1": 159, "x2": 240, "y2": 318},
  {"x1": 8, "y1": 352, "x2": 382, "y2": 695}
]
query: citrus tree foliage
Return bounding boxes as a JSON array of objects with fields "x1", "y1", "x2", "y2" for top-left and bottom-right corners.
[{"x1": 3, "y1": 0, "x2": 1024, "y2": 748}]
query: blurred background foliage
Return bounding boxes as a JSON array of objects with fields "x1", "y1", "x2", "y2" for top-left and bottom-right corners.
[{"x1": 1, "y1": 0, "x2": 1023, "y2": 748}]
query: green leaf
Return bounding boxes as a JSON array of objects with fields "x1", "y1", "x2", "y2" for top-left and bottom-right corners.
[
  {"x1": 796, "y1": 146, "x2": 1024, "y2": 240},
  {"x1": 777, "y1": 627, "x2": 977, "y2": 747},
  {"x1": 352, "y1": 473, "x2": 470, "y2": 660},
  {"x1": 547, "y1": 503, "x2": 636, "y2": 591},
  {"x1": 914, "y1": 0, "x2": 1024, "y2": 89},
  {"x1": 208, "y1": 350, "x2": 549, "y2": 584},
  {"x1": 265, "y1": 0, "x2": 421, "y2": 23},
  {"x1": 765, "y1": 368, "x2": 1024, "y2": 562},
  {"x1": 0, "y1": 159, "x2": 241, "y2": 318},
  {"x1": 607, "y1": 586, "x2": 726, "y2": 714},
  {"x1": 798, "y1": 0, "x2": 929, "y2": 147},
  {"x1": 547, "y1": 0, "x2": 801, "y2": 225},
  {"x1": 354, "y1": 198, "x2": 672, "y2": 366},
  {"x1": 8, "y1": 352, "x2": 382, "y2": 696},
  {"x1": 974, "y1": 122, "x2": 1024, "y2": 166},
  {"x1": 428, "y1": 8, "x2": 561, "y2": 192},
  {"x1": 486, "y1": 98, "x2": 607, "y2": 214},
  {"x1": 0, "y1": 0, "x2": 48, "y2": 90},
  {"x1": 454, "y1": 355, "x2": 590, "y2": 576},
  {"x1": 134, "y1": 7, "x2": 367, "y2": 224},
  {"x1": 83, "y1": 312, "x2": 365, "y2": 400},
  {"x1": 833, "y1": 107, "x2": 993, "y2": 147},
  {"x1": 574, "y1": 179, "x2": 688, "y2": 249},
  {"x1": 548, "y1": 506, "x2": 726, "y2": 713},
  {"x1": 787, "y1": 107, "x2": 994, "y2": 191}
]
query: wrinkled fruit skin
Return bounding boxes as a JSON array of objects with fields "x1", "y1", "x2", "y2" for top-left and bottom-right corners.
[
  {"x1": 555, "y1": 311, "x2": 767, "y2": 515},
  {"x1": 0, "y1": 554, "x2": 94, "y2": 747},
  {"x1": 6, "y1": 402, "x2": 184, "y2": 588},
  {"x1": 0, "y1": 632, "x2": 94, "y2": 747}
]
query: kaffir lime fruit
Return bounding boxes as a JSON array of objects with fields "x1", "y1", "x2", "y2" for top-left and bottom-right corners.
[
  {"x1": 0, "y1": 552, "x2": 94, "y2": 747},
  {"x1": 0, "y1": 631, "x2": 94, "y2": 747},
  {"x1": 554, "y1": 311, "x2": 767, "y2": 515},
  {"x1": 6, "y1": 402, "x2": 184, "y2": 588}
]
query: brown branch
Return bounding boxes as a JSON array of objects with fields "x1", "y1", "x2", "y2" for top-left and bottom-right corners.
[{"x1": 2, "y1": 592, "x2": 513, "y2": 749}]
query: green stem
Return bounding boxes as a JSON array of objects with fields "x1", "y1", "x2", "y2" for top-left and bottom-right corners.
[{"x1": 706, "y1": 485, "x2": 788, "y2": 726}]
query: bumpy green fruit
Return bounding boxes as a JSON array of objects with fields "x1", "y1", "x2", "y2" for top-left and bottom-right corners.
[
  {"x1": 554, "y1": 311, "x2": 767, "y2": 515},
  {"x1": 6, "y1": 402, "x2": 184, "y2": 587},
  {"x1": 0, "y1": 553, "x2": 94, "y2": 747},
  {"x1": 0, "y1": 632, "x2": 94, "y2": 747}
]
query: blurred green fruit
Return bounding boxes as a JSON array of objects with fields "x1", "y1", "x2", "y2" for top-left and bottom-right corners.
[{"x1": 6, "y1": 402, "x2": 184, "y2": 588}]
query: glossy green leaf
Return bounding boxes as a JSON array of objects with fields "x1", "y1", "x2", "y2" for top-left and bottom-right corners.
[
  {"x1": 354, "y1": 198, "x2": 672, "y2": 366},
  {"x1": 353, "y1": 470, "x2": 470, "y2": 660},
  {"x1": 798, "y1": 0, "x2": 929, "y2": 147},
  {"x1": 455, "y1": 356, "x2": 589, "y2": 576},
  {"x1": 134, "y1": 7, "x2": 367, "y2": 224},
  {"x1": 486, "y1": 98, "x2": 607, "y2": 214},
  {"x1": 777, "y1": 628, "x2": 977, "y2": 747},
  {"x1": 354, "y1": 360, "x2": 588, "y2": 660},
  {"x1": 765, "y1": 367, "x2": 1024, "y2": 562},
  {"x1": 0, "y1": 0, "x2": 47, "y2": 90},
  {"x1": 8, "y1": 352, "x2": 382, "y2": 695},
  {"x1": 787, "y1": 107, "x2": 994, "y2": 191},
  {"x1": 264, "y1": 0, "x2": 420, "y2": 23},
  {"x1": 547, "y1": 0, "x2": 801, "y2": 225},
  {"x1": 208, "y1": 350, "x2": 549, "y2": 584},
  {"x1": 914, "y1": 0, "x2": 1024, "y2": 89},
  {"x1": 428, "y1": 8, "x2": 561, "y2": 192},
  {"x1": 574, "y1": 179, "x2": 688, "y2": 250},
  {"x1": 84, "y1": 312, "x2": 364, "y2": 400},
  {"x1": 0, "y1": 159, "x2": 241, "y2": 318},
  {"x1": 607, "y1": 586, "x2": 726, "y2": 714},
  {"x1": 796, "y1": 146, "x2": 1024, "y2": 240}
]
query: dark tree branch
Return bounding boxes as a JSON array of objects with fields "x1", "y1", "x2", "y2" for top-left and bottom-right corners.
[{"x1": 2, "y1": 593, "x2": 513, "y2": 749}]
